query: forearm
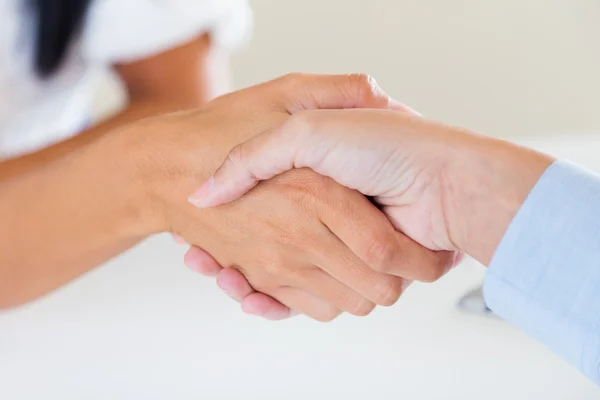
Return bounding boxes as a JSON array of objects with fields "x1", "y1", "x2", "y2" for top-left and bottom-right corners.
[
  {"x1": 0, "y1": 107, "x2": 271, "y2": 309},
  {"x1": 0, "y1": 98, "x2": 193, "y2": 308},
  {"x1": 442, "y1": 130, "x2": 554, "y2": 264},
  {"x1": 425, "y1": 130, "x2": 600, "y2": 383},
  {"x1": 0, "y1": 97, "x2": 189, "y2": 180},
  {"x1": 0, "y1": 128, "x2": 155, "y2": 309}
]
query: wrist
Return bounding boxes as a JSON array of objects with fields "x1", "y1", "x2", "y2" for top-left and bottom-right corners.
[
  {"x1": 126, "y1": 110, "x2": 261, "y2": 235},
  {"x1": 93, "y1": 121, "x2": 172, "y2": 237},
  {"x1": 443, "y1": 131, "x2": 554, "y2": 265}
]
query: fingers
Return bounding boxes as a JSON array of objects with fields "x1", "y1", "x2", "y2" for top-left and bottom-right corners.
[
  {"x1": 294, "y1": 267, "x2": 377, "y2": 317},
  {"x1": 182, "y1": 245, "x2": 295, "y2": 321},
  {"x1": 224, "y1": 267, "x2": 368, "y2": 320},
  {"x1": 312, "y1": 230, "x2": 405, "y2": 308},
  {"x1": 269, "y1": 286, "x2": 341, "y2": 322},
  {"x1": 184, "y1": 246, "x2": 223, "y2": 276},
  {"x1": 188, "y1": 108, "x2": 403, "y2": 208},
  {"x1": 217, "y1": 262, "x2": 370, "y2": 318},
  {"x1": 318, "y1": 189, "x2": 404, "y2": 277},
  {"x1": 216, "y1": 268, "x2": 293, "y2": 320},
  {"x1": 180, "y1": 244, "x2": 294, "y2": 321},
  {"x1": 187, "y1": 74, "x2": 422, "y2": 209},
  {"x1": 380, "y1": 232, "x2": 456, "y2": 283},
  {"x1": 216, "y1": 267, "x2": 255, "y2": 301},
  {"x1": 319, "y1": 187, "x2": 455, "y2": 284},
  {"x1": 273, "y1": 73, "x2": 395, "y2": 113},
  {"x1": 188, "y1": 126, "x2": 296, "y2": 208},
  {"x1": 188, "y1": 108, "x2": 338, "y2": 208}
]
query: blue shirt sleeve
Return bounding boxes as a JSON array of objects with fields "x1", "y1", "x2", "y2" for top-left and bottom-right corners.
[{"x1": 483, "y1": 160, "x2": 600, "y2": 385}]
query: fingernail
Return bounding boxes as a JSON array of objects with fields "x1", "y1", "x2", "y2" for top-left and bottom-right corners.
[{"x1": 188, "y1": 176, "x2": 215, "y2": 208}]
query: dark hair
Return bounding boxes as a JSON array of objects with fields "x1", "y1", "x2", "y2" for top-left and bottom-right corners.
[{"x1": 29, "y1": 0, "x2": 93, "y2": 78}]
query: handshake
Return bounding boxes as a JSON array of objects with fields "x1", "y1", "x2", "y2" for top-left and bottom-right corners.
[
  {"x1": 9, "y1": 73, "x2": 594, "y2": 383},
  {"x1": 140, "y1": 73, "x2": 551, "y2": 321}
]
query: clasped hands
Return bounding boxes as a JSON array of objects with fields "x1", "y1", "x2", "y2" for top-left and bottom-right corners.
[
  {"x1": 145, "y1": 73, "x2": 548, "y2": 321},
  {"x1": 151, "y1": 73, "x2": 459, "y2": 321}
]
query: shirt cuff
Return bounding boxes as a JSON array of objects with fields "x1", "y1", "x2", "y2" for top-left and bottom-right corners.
[{"x1": 483, "y1": 160, "x2": 600, "y2": 385}]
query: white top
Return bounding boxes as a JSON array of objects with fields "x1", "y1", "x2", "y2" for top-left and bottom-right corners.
[{"x1": 0, "y1": 0, "x2": 252, "y2": 159}]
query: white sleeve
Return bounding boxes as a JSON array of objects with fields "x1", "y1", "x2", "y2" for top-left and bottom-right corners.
[{"x1": 81, "y1": 0, "x2": 252, "y2": 64}]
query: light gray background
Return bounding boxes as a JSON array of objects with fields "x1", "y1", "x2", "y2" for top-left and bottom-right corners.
[{"x1": 3, "y1": 1, "x2": 600, "y2": 398}]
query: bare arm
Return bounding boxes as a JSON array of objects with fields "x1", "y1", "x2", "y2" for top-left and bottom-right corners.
[
  {"x1": 0, "y1": 34, "x2": 220, "y2": 308},
  {"x1": 0, "y1": 129, "x2": 151, "y2": 308},
  {"x1": 0, "y1": 73, "x2": 409, "y2": 313},
  {"x1": 0, "y1": 34, "x2": 216, "y2": 180}
]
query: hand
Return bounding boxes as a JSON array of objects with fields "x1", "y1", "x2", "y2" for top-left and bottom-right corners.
[
  {"x1": 191, "y1": 108, "x2": 553, "y2": 266},
  {"x1": 184, "y1": 168, "x2": 453, "y2": 321},
  {"x1": 131, "y1": 74, "x2": 453, "y2": 321},
  {"x1": 177, "y1": 240, "x2": 294, "y2": 319}
]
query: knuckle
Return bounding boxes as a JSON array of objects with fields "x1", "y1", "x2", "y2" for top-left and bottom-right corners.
[
  {"x1": 277, "y1": 225, "x2": 315, "y2": 254},
  {"x1": 417, "y1": 263, "x2": 447, "y2": 283},
  {"x1": 276, "y1": 228, "x2": 301, "y2": 247},
  {"x1": 262, "y1": 255, "x2": 288, "y2": 277},
  {"x1": 365, "y1": 238, "x2": 400, "y2": 273},
  {"x1": 281, "y1": 72, "x2": 305, "y2": 86},
  {"x1": 373, "y1": 276, "x2": 404, "y2": 307},
  {"x1": 349, "y1": 72, "x2": 374, "y2": 88},
  {"x1": 262, "y1": 261, "x2": 281, "y2": 277},
  {"x1": 348, "y1": 73, "x2": 381, "y2": 103},
  {"x1": 414, "y1": 251, "x2": 454, "y2": 283}
]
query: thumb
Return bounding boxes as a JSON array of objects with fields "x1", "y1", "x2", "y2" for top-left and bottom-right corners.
[
  {"x1": 188, "y1": 125, "x2": 303, "y2": 208},
  {"x1": 274, "y1": 73, "x2": 420, "y2": 115}
]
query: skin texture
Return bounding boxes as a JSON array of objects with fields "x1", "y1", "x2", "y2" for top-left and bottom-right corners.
[
  {"x1": 1, "y1": 34, "x2": 217, "y2": 180},
  {"x1": 0, "y1": 73, "x2": 453, "y2": 323},
  {"x1": 0, "y1": 33, "x2": 220, "y2": 306},
  {"x1": 190, "y1": 109, "x2": 554, "y2": 318}
]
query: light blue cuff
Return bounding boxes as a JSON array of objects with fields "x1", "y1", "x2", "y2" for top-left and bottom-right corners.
[{"x1": 484, "y1": 160, "x2": 600, "y2": 385}]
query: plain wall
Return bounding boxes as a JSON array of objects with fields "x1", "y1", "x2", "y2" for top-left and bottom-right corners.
[{"x1": 231, "y1": 0, "x2": 600, "y2": 138}]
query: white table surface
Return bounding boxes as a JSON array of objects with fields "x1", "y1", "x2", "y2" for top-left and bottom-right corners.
[{"x1": 1, "y1": 133, "x2": 599, "y2": 399}]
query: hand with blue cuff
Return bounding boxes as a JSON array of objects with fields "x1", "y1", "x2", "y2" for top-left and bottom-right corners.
[
  {"x1": 187, "y1": 109, "x2": 552, "y2": 318},
  {"x1": 186, "y1": 108, "x2": 552, "y2": 318},
  {"x1": 192, "y1": 108, "x2": 600, "y2": 386},
  {"x1": 195, "y1": 109, "x2": 552, "y2": 267}
]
